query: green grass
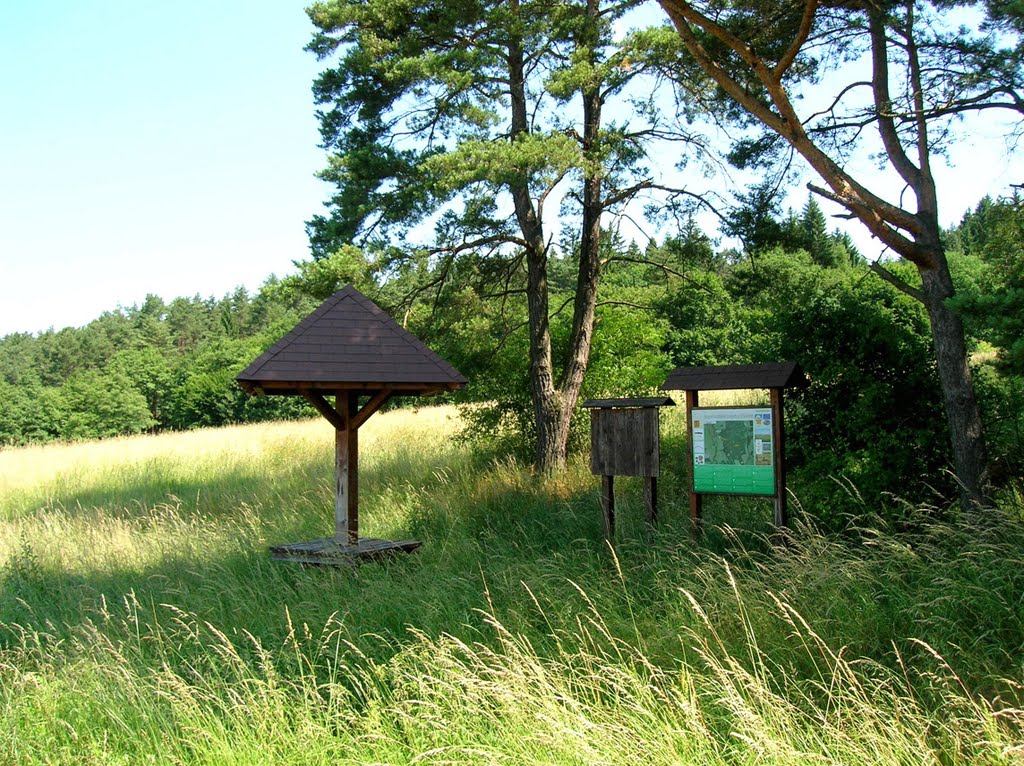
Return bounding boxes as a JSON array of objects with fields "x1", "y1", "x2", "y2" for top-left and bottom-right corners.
[{"x1": 1, "y1": 405, "x2": 1022, "y2": 764}]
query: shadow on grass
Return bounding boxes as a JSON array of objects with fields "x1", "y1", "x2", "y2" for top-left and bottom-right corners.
[{"x1": 10, "y1": 450, "x2": 1021, "y2": 710}]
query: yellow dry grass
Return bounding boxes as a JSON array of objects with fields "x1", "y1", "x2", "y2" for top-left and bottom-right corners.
[
  {"x1": 0, "y1": 405, "x2": 463, "y2": 516},
  {"x1": 0, "y1": 406, "x2": 457, "y2": 486}
]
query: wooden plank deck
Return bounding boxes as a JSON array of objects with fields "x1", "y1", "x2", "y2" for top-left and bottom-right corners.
[{"x1": 269, "y1": 537, "x2": 422, "y2": 566}]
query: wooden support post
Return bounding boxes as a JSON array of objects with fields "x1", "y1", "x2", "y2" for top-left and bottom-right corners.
[
  {"x1": 644, "y1": 476, "x2": 657, "y2": 526},
  {"x1": 601, "y1": 474, "x2": 615, "y2": 539},
  {"x1": 686, "y1": 389, "x2": 703, "y2": 540},
  {"x1": 771, "y1": 387, "x2": 788, "y2": 532},
  {"x1": 335, "y1": 392, "x2": 359, "y2": 546}
]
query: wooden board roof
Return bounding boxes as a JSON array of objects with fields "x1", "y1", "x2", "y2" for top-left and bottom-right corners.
[
  {"x1": 236, "y1": 285, "x2": 467, "y2": 396},
  {"x1": 661, "y1": 362, "x2": 806, "y2": 392},
  {"x1": 581, "y1": 397, "x2": 676, "y2": 409}
]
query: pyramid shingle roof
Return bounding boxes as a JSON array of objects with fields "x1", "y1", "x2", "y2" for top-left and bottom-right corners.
[{"x1": 237, "y1": 285, "x2": 467, "y2": 396}]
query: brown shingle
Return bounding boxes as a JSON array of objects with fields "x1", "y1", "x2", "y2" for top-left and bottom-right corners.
[{"x1": 237, "y1": 285, "x2": 467, "y2": 396}]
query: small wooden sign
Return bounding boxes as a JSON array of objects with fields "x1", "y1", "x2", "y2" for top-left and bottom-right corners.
[
  {"x1": 582, "y1": 397, "x2": 675, "y2": 538},
  {"x1": 590, "y1": 407, "x2": 660, "y2": 477}
]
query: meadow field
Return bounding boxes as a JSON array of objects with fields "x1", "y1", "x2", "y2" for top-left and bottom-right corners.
[{"x1": 1, "y1": 404, "x2": 1023, "y2": 764}]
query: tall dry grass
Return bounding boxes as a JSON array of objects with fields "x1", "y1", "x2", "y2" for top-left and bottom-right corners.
[{"x1": 1, "y1": 405, "x2": 1022, "y2": 764}]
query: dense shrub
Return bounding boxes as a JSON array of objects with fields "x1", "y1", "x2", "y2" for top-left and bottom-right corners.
[{"x1": 726, "y1": 250, "x2": 949, "y2": 520}]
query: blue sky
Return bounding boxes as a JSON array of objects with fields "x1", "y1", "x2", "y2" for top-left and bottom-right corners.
[
  {"x1": 1, "y1": 0, "x2": 325, "y2": 335},
  {"x1": 1, "y1": 2, "x2": 1021, "y2": 336}
]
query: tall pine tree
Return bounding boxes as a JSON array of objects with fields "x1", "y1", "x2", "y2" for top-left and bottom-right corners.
[{"x1": 306, "y1": 0, "x2": 708, "y2": 471}]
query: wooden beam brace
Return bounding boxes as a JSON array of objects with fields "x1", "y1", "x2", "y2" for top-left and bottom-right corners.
[
  {"x1": 351, "y1": 388, "x2": 394, "y2": 430},
  {"x1": 301, "y1": 389, "x2": 346, "y2": 431},
  {"x1": 302, "y1": 388, "x2": 395, "y2": 432}
]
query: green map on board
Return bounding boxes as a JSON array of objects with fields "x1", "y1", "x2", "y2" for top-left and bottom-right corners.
[
  {"x1": 692, "y1": 407, "x2": 775, "y2": 495},
  {"x1": 704, "y1": 420, "x2": 756, "y2": 465}
]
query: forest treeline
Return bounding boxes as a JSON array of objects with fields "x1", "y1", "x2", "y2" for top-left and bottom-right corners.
[{"x1": 2, "y1": 194, "x2": 1022, "y2": 514}]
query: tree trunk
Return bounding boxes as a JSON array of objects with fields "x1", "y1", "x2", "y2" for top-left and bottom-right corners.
[
  {"x1": 525, "y1": 239, "x2": 567, "y2": 473},
  {"x1": 558, "y1": 0, "x2": 603, "y2": 438},
  {"x1": 507, "y1": 2, "x2": 569, "y2": 473},
  {"x1": 656, "y1": 0, "x2": 992, "y2": 506},
  {"x1": 918, "y1": 255, "x2": 990, "y2": 507},
  {"x1": 538, "y1": 0, "x2": 605, "y2": 473},
  {"x1": 506, "y1": 0, "x2": 605, "y2": 474}
]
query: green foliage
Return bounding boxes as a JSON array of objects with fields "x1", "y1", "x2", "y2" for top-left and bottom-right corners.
[
  {"x1": 653, "y1": 218, "x2": 726, "y2": 273},
  {"x1": 723, "y1": 179, "x2": 797, "y2": 256},
  {"x1": 162, "y1": 338, "x2": 310, "y2": 430},
  {"x1": 61, "y1": 368, "x2": 156, "y2": 440},
  {"x1": 163, "y1": 339, "x2": 255, "y2": 429},
  {"x1": 0, "y1": 381, "x2": 64, "y2": 446},
  {"x1": 585, "y1": 304, "x2": 672, "y2": 396},
  {"x1": 941, "y1": 197, "x2": 1024, "y2": 482},
  {"x1": 107, "y1": 347, "x2": 174, "y2": 424},
  {"x1": 657, "y1": 269, "x2": 749, "y2": 366},
  {"x1": 0, "y1": 279, "x2": 321, "y2": 445},
  {"x1": 456, "y1": 284, "x2": 672, "y2": 459},
  {"x1": 973, "y1": 362, "x2": 1024, "y2": 486},
  {"x1": 948, "y1": 195, "x2": 1024, "y2": 373},
  {"x1": 726, "y1": 188, "x2": 863, "y2": 266},
  {"x1": 268, "y1": 245, "x2": 377, "y2": 303},
  {"x1": 729, "y1": 249, "x2": 951, "y2": 515},
  {"x1": 801, "y1": 196, "x2": 845, "y2": 268}
]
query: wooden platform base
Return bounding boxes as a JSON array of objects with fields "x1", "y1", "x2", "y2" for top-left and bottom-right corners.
[{"x1": 269, "y1": 537, "x2": 422, "y2": 566}]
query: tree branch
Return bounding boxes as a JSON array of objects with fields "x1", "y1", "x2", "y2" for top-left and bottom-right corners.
[
  {"x1": 658, "y1": 0, "x2": 929, "y2": 259},
  {"x1": 803, "y1": 80, "x2": 873, "y2": 126},
  {"x1": 806, "y1": 182, "x2": 929, "y2": 266},
  {"x1": 774, "y1": 0, "x2": 819, "y2": 81},
  {"x1": 596, "y1": 300, "x2": 657, "y2": 311},
  {"x1": 869, "y1": 8, "x2": 922, "y2": 189},
  {"x1": 868, "y1": 260, "x2": 924, "y2": 303},
  {"x1": 604, "y1": 255, "x2": 715, "y2": 293}
]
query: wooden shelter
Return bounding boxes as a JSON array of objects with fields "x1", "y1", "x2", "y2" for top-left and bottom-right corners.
[
  {"x1": 660, "y1": 362, "x2": 806, "y2": 538},
  {"x1": 582, "y1": 398, "x2": 675, "y2": 538},
  {"x1": 237, "y1": 285, "x2": 467, "y2": 564}
]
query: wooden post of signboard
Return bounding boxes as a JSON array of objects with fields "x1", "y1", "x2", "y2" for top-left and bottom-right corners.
[
  {"x1": 644, "y1": 476, "x2": 657, "y2": 526},
  {"x1": 685, "y1": 389, "x2": 703, "y2": 540},
  {"x1": 771, "y1": 387, "x2": 787, "y2": 532},
  {"x1": 601, "y1": 474, "x2": 615, "y2": 538}
]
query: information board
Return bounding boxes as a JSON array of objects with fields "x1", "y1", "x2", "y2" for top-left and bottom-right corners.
[{"x1": 691, "y1": 407, "x2": 775, "y2": 495}]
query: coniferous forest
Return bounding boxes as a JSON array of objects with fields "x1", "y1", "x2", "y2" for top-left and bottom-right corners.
[{"x1": 3, "y1": 194, "x2": 1023, "y2": 517}]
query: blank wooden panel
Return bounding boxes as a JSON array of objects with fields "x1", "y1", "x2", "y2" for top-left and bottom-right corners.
[{"x1": 589, "y1": 408, "x2": 660, "y2": 477}]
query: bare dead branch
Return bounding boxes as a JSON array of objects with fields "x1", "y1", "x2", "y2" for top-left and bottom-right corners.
[
  {"x1": 604, "y1": 255, "x2": 716, "y2": 293},
  {"x1": 596, "y1": 300, "x2": 657, "y2": 311},
  {"x1": 868, "y1": 260, "x2": 924, "y2": 303}
]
